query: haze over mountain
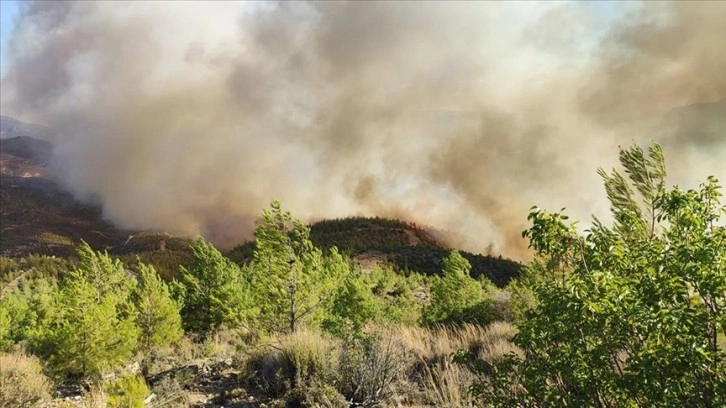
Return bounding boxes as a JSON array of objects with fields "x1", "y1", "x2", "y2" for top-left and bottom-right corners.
[
  {"x1": 0, "y1": 131, "x2": 521, "y2": 286},
  {"x1": 1, "y1": 2, "x2": 724, "y2": 260},
  {"x1": 0, "y1": 115, "x2": 52, "y2": 140}
]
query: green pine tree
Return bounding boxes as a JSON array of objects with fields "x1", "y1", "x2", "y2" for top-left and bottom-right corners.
[
  {"x1": 424, "y1": 250, "x2": 487, "y2": 325},
  {"x1": 176, "y1": 238, "x2": 255, "y2": 338},
  {"x1": 50, "y1": 269, "x2": 138, "y2": 379},
  {"x1": 133, "y1": 262, "x2": 183, "y2": 352},
  {"x1": 252, "y1": 201, "x2": 348, "y2": 334}
]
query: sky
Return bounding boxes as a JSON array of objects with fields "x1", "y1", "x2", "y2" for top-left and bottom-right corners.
[
  {"x1": 0, "y1": 1, "x2": 723, "y2": 259},
  {"x1": 0, "y1": 0, "x2": 20, "y2": 75}
]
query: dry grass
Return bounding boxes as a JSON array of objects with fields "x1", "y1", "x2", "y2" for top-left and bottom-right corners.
[
  {"x1": 245, "y1": 329, "x2": 341, "y2": 399},
  {"x1": 148, "y1": 377, "x2": 190, "y2": 407},
  {"x1": 386, "y1": 322, "x2": 520, "y2": 407},
  {"x1": 0, "y1": 349, "x2": 53, "y2": 407},
  {"x1": 165, "y1": 329, "x2": 242, "y2": 366},
  {"x1": 82, "y1": 387, "x2": 108, "y2": 408},
  {"x1": 390, "y1": 322, "x2": 519, "y2": 364}
]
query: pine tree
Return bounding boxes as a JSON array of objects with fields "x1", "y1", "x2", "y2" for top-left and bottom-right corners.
[
  {"x1": 424, "y1": 250, "x2": 487, "y2": 325},
  {"x1": 252, "y1": 201, "x2": 348, "y2": 333},
  {"x1": 50, "y1": 269, "x2": 138, "y2": 378},
  {"x1": 133, "y1": 262, "x2": 183, "y2": 352},
  {"x1": 42, "y1": 243, "x2": 139, "y2": 379},
  {"x1": 176, "y1": 238, "x2": 255, "y2": 338}
]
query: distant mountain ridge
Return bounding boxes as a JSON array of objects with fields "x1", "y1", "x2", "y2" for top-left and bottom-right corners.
[{"x1": 0, "y1": 115, "x2": 53, "y2": 140}]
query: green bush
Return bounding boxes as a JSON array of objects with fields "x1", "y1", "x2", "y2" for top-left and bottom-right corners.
[
  {"x1": 105, "y1": 375, "x2": 150, "y2": 408},
  {"x1": 469, "y1": 144, "x2": 726, "y2": 406}
]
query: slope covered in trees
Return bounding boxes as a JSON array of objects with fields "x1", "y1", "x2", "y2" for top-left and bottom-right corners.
[
  {"x1": 1, "y1": 143, "x2": 722, "y2": 407},
  {"x1": 229, "y1": 216, "x2": 522, "y2": 287}
]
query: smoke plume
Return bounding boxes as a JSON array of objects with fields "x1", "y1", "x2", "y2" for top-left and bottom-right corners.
[{"x1": 2, "y1": 1, "x2": 724, "y2": 259}]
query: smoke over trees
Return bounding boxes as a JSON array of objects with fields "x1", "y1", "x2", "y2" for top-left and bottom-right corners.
[{"x1": 1, "y1": 1, "x2": 724, "y2": 259}]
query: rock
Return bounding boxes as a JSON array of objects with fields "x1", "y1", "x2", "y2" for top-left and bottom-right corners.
[{"x1": 144, "y1": 393, "x2": 156, "y2": 404}]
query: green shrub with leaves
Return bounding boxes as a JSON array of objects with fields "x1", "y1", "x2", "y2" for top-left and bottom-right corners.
[
  {"x1": 366, "y1": 265, "x2": 424, "y2": 325},
  {"x1": 465, "y1": 144, "x2": 726, "y2": 407},
  {"x1": 0, "y1": 307, "x2": 10, "y2": 352},
  {"x1": 323, "y1": 272, "x2": 380, "y2": 337}
]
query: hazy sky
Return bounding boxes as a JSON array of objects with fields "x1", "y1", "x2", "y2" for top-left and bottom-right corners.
[
  {"x1": 1, "y1": 1, "x2": 724, "y2": 259},
  {"x1": 0, "y1": 0, "x2": 20, "y2": 74}
]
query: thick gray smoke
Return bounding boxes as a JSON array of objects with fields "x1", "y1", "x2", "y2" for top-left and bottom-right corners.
[{"x1": 1, "y1": 1, "x2": 724, "y2": 259}]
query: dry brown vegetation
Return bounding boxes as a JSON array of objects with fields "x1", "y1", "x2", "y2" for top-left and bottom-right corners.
[
  {"x1": 0, "y1": 349, "x2": 53, "y2": 407},
  {"x1": 237, "y1": 323, "x2": 519, "y2": 407}
]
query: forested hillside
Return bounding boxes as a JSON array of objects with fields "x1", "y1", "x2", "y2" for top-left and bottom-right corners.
[
  {"x1": 229, "y1": 217, "x2": 522, "y2": 287},
  {"x1": 1, "y1": 144, "x2": 723, "y2": 407}
]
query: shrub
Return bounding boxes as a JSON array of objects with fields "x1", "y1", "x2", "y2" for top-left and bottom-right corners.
[
  {"x1": 471, "y1": 144, "x2": 726, "y2": 406},
  {"x1": 338, "y1": 333, "x2": 408, "y2": 407},
  {"x1": 149, "y1": 377, "x2": 190, "y2": 407},
  {"x1": 279, "y1": 330, "x2": 339, "y2": 390},
  {"x1": 0, "y1": 350, "x2": 53, "y2": 407},
  {"x1": 246, "y1": 329, "x2": 343, "y2": 404},
  {"x1": 392, "y1": 323, "x2": 519, "y2": 406},
  {"x1": 104, "y1": 375, "x2": 150, "y2": 408},
  {"x1": 322, "y1": 273, "x2": 379, "y2": 337}
]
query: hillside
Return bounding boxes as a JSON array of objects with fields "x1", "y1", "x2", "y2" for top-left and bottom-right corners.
[
  {"x1": 0, "y1": 133, "x2": 195, "y2": 278},
  {"x1": 0, "y1": 135, "x2": 128, "y2": 257},
  {"x1": 0, "y1": 124, "x2": 520, "y2": 284},
  {"x1": 228, "y1": 216, "x2": 522, "y2": 287}
]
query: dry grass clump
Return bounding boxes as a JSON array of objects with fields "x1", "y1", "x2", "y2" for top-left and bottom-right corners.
[
  {"x1": 244, "y1": 329, "x2": 410, "y2": 407},
  {"x1": 338, "y1": 334, "x2": 411, "y2": 407},
  {"x1": 148, "y1": 377, "x2": 190, "y2": 407},
  {"x1": 245, "y1": 329, "x2": 342, "y2": 403},
  {"x1": 238, "y1": 323, "x2": 519, "y2": 407},
  {"x1": 0, "y1": 349, "x2": 53, "y2": 407},
  {"x1": 82, "y1": 386, "x2": 108, "y2": 408},
  {"x1": 387, "y1": 322, "x2": 520, "y2": 407}
]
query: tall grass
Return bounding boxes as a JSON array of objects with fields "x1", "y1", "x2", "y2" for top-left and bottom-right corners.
[
  {"x1": 388, "y1": 322, "x2": 520, "y2": 407},
  {"x1": 0, "y1": 349, "x2": 53, "y2": 407}
]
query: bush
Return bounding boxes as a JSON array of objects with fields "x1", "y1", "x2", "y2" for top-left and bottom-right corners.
[
  {"x1": 104, "y1": 375, "x2": 150, "y2": 408},
  {"x1": 423, "y1": 251, "x2": 489, "y2": 326},
  {"x1": 0, "y1": 350, "x2": 53, "y2": 407},
  {"x1": 278, "y1": 330, "x2": 340, "y2": 391},
  {"x1": 472, "y1": 144, "x2": 726, "y2": 406},
  {"x1": 149, "y1": 377, "x2": 189, "y2": 407},
  {"x1": 338, "y1": 333, "x2": 408, "y2": 407},
  {"x1": 246, "y1": 329, "x2": 343, "y2": 404}
]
